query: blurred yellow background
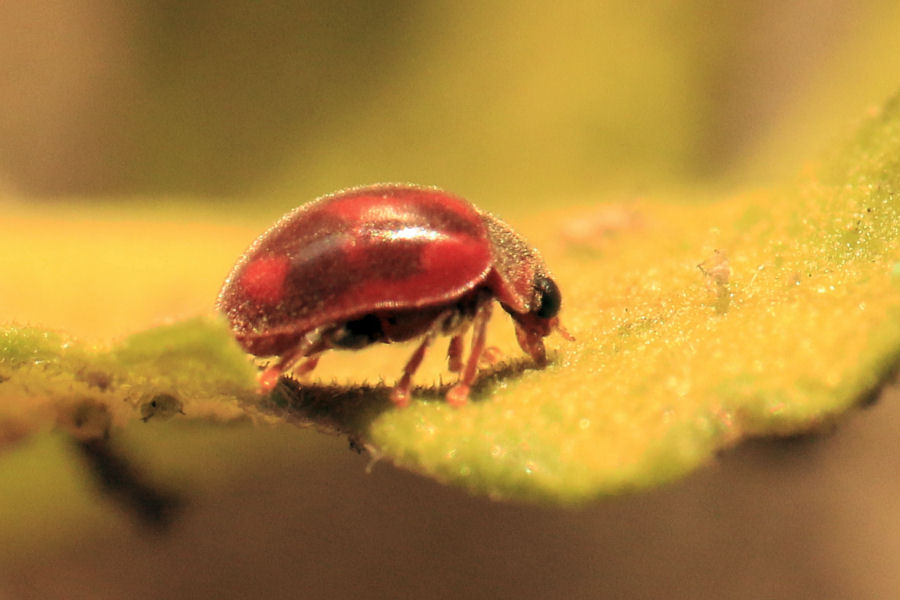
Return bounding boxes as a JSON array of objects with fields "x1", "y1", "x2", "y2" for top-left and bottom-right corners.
[
  {"x1": 2, "y1": 1, "x2": 900, "y2": 206},
  {"x1": 5, "y1": 1, "x2": 900, "y2": 340},
  {"x1": 3, "y1": 3, "x2": 900, "y2": 599}
]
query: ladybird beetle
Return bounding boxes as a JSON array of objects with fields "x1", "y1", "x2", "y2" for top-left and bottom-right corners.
[{"x1": 218, "y1": 184, "x2": 570, "y2": 407}]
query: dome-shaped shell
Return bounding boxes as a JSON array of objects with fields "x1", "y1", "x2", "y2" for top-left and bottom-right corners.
[{"x1": 218, "y1": 185, "x2": 494, "y2": 354}]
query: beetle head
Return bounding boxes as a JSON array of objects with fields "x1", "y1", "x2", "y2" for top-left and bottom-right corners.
[
  {"x1": 507, "y1": 272, "x2": 572, "y2": 365},
  {"x1": 480, "y1": 212, "x2": 572, "y2": 364}
]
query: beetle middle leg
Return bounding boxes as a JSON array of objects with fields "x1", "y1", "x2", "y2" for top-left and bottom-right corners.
[
  {"x1": 446, "y1": 300, "x2": 493, "y2": 407},
  {"x1": 445, "y1": 290, "x2": 485, "y2": 374}
]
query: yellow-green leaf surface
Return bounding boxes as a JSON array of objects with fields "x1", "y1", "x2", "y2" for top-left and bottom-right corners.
[
  {"x1": 0, "y1": 319, "x2": 260, "y2": 447},
  {"x1": 2, "y1": 95, "x2": 900, "y2": 505},
  {"x1": 359, "y1": 94, "x2": 900, "y2": 502}
]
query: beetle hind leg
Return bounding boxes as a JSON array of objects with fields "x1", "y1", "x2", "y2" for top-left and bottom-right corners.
[
  {"x1": 258, "y1": 331, "x2": 323, "y2": 393},
  {"x1": 390, "y1": 313, "x2": 450, "y2": 408},
  {"x1": 259, "y1": 354, "x2": 321, "y2": 393}
]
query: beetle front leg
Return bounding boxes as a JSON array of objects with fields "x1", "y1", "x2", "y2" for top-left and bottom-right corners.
[{"x1": 514, "y1": 321, "x2": 547, "y2": 368}]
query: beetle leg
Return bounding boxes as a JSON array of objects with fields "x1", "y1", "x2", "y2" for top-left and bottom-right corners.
[
  {"x1": 446, "y1": 305, "x2": 476, "y2": 373},
  {"x1": 479, "y1": 345, "x2": 503, "y2": 368},
  {"x1": 262, "y1": 354, "x2": 320, "y2": 392},
  {"x1": 447, "y1": 334, "x2": 465, "y2": 373},
  {"x1": 514, "y1": 321, "x2": 547, "y2": 367},
  {"x1": 294, "y1": 355, "x2": 320, "y2": 376},
  {"x1": 446, "y1": 301, "x2": 493, "y2": 407},
  {"x1": 258, "y1": 330, "x2": 323, "y2": 393},
  {"x1": 390, "y1": 313, "x2": 450, "y2": 408},
  {"x1": 259, "y1": 366, "x2": 283, "y2": 392}
]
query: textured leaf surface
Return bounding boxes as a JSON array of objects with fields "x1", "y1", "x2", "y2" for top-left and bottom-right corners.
[
  {"x1": 361, "y1": 95, "x2": 900, "y2": 502},
  {"x1": 2, "y1": 96, "x2": 900, "y2": 504},
  {"x1": 0, "y1": 319, "x2": 260, "y2": 450}
]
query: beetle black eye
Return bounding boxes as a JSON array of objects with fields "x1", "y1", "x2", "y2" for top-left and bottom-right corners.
[{"x1": 534, "y1": 276, "x2": 561, "y2": 319}]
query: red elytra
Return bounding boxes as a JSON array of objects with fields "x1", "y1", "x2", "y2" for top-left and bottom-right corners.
[{"x1": 217, "y1": 184, "x2": 570, "y2": 407}]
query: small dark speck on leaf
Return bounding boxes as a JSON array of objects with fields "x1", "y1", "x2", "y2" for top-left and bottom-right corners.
[
  {"x1": 140, "y1": 393, "x2": 186, "y2": 422},
  {"x1": 699, "y1": 249, "x2": 732, "y2": 314}
]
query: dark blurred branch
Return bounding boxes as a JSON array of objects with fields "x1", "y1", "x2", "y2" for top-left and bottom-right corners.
[{"x1": 72, "y1": 436, "x2": 186, "y2": 531}]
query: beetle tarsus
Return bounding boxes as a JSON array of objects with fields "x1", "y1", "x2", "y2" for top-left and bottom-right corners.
[
  {"x1": 389, "y1": 386, "x2": 411, "y2": 408},
  {"x1": 259, "y1": 366, "x2": 282, "y2": 393},
  {"x1": 446, "y1": 383, "x2": 470, "y2": 407}
]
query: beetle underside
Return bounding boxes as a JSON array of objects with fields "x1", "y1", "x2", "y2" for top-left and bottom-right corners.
[{"x1": 252, "y1": 287, "x2": 552, "y2": 407}]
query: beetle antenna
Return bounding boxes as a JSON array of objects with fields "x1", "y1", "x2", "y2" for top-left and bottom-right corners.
[{"x1": 554, "y1": 318, "x2": 575, "y2": 342}]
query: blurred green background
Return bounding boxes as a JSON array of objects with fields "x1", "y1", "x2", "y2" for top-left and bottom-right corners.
[{"x1": 4, "y1": 2, "x2": 900, "y2": 599}]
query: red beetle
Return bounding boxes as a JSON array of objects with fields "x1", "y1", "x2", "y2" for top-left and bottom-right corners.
[{"x1": 218, "y1": 184, "x2": 570, "y2": 407}]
